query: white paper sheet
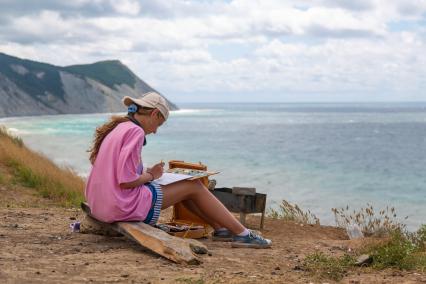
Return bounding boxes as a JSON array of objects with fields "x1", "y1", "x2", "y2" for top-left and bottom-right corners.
[{"x1": 154, "y1": 172, "x2": 193, "y2": 186}]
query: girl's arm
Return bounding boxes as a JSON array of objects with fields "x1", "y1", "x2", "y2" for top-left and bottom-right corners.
[
  {"x1": 120, "y1": 162, "x2": 164, "y2": 189},
  {"x1": 120, "y1": 172, "x2": 154, "y2": 189}
]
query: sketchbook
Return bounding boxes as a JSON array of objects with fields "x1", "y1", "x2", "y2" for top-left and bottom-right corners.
[
  {"x1": 154, "y1": 172, "x2": 193, "y2": 186},
  {"x1": 154, "y1": 168, "x2": 219, "y2": 186}
]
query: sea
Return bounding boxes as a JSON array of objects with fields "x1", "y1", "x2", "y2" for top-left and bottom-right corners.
[{"x1": 1, "y1": 102, "x2": 425, "y2": 230}]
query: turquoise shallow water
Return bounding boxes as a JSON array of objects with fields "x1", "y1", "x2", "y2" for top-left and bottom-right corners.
[{"x1": 1, "y1": 102, "x2": 426, "y2": 229}]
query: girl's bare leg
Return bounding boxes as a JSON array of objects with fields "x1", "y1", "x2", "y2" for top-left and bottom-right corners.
[
  {"x1": 161, "y1": 180, "x2": 245, "y2": 234},
  {"x1": 180, "y1": 200, "x2": 222, "y2": 230}
]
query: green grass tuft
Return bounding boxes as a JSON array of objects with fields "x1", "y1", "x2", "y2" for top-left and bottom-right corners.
[
  {"x1": 8, "y1": 159, "x2": 43, "y2": 188},
  {"x1": 303, "y1": 252, "x2": 356, "y2": 281},
  {"x1": 370, "y1": 231, "x2": 415, "y2": 269},
  {"x1": 366, "y1": 228, "x2": 426, "y2": 271},
  {"x1": 414, "y1": 225, "x2": 426, "y2": 251},
  {"x1": 7, "y1": 158, "x2": 84, "y2": 207},
  {"x1": 303, "y1": 224, "x2": 426, "y2": 280}
]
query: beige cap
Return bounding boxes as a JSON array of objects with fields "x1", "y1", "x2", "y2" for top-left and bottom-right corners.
[{"x1": 122, "y1": 91, "x2": 170, "y2": 120}]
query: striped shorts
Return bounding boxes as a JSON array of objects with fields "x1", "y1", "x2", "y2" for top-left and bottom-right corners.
[{"x1": 143, "y1": 182, "x2": 163, "y2": 226}]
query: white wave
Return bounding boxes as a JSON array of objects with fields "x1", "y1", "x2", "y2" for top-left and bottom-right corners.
[
  {"x1": 171, "y1": 109, "x2": 218, "y2": 115},
  {"x1": 2, "y1": 127, "x2": 32, "y2": 135},
  {"x1": 6, "y1": 127, "x2": 19, "y2": 133}
]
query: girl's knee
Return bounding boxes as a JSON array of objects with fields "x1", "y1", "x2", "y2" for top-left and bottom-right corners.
[
  {"x1": 187, "y1": 180, "x2": 208, "y2": 196},
  {"x1": 195, "y1": 180, "x2": 210, "y2": 192},
  {"x1": 194, "y1": 179, "x2": 207, "y2": 188}
]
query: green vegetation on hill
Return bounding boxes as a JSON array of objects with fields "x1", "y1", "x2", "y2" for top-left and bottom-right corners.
[
  {"x1": 64, "y1": 60, "x2": 136, "y2": 90},
  {"x1": 0, "y1": 53, "x2": 139, "y2": 105},
  {"x1": 0, "y1": 126, "x2": 85, "y2": 207},
  {"x1": 0, "y1": 52, "x2": 65, "y2": 101}
]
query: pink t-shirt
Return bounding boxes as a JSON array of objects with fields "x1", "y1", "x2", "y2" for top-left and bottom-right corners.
[{"x1": 85, "y1": 121, "x2": 152, "y2": 223}]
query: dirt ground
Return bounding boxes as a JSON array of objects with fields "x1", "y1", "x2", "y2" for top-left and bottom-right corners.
[{"x1": 1, "y1": 185, "x2": 426, "y2": 283}]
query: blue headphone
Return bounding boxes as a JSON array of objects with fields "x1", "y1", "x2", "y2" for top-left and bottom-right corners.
[
  {"x1": 126, "y1": 103, "x2": 147, "y2": 146},
  {"x1": 127, "y1": 103, "x2": 138, "y2": 114}
]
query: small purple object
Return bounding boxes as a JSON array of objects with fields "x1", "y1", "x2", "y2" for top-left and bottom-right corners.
[{"x1": 70, "y1": 222, "x2": 81, "y2": 232}]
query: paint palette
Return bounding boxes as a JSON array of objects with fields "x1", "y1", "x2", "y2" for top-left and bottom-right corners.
[{"x1": 166, "y1": 168, "x2": 219, "y2": 179}]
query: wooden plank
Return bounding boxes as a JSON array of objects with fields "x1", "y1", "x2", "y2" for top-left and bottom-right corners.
[
  {"x1": 80, "y1": 214, "x2": 122, "y2": 237},
  {"x1": 116, "y1": 222, "x2": 201, "y2": 265},
  {"x1": 80, "y1": 203, "x2": 205, "y2": 265}
]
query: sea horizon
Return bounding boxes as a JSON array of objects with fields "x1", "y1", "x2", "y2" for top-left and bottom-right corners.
[{"x1": 1, "y1": 100, "x2": 426, "y2": 118}]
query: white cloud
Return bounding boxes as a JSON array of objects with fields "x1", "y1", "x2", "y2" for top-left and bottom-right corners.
[
  {"x1": 0, "y1": 0, "x2": 425, "y2": 101},
  {"x1": 109, "y1": 0, "x2": 141, "y2": 15}
]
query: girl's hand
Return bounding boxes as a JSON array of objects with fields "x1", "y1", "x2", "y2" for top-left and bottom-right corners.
[{"x1": 148, "y1": 161, "x2": 164, "y2": 179}]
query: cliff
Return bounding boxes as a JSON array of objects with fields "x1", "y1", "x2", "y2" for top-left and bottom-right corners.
[{"x1": 0, "y1": 52, "x2": 178, "y2": 117}]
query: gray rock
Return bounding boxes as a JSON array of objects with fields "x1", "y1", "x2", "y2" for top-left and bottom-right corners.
[{"x1": 355, "y1": 254, "x2": 373, "y2": 266}]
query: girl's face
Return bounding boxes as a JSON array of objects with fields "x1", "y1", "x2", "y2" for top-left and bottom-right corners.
[{"x1": 137, "y1": 109, "x2": 165, "y2": 135}]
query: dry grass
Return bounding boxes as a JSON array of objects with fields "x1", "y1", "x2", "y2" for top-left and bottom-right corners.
[
  {"x1": 332, "y1": 203, "x2": 406, "y2": 237},
  {"x1": 0, "y1": 126, "x2": 85, "y2": 207},
  {"x1": 267, "y1": 199, "x2": 320, "y2": 225}
]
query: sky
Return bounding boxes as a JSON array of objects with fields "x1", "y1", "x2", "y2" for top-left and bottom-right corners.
[{"x1": 0, "y1": 0, "x2": 425, "y2": 103}]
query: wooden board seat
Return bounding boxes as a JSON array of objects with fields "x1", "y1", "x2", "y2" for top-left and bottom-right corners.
[{"x1": 80, "y1": 202, "x2": 208, "y2": 265}]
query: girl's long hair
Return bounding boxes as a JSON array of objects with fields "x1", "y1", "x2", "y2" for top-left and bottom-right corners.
[
  {"x1": 88, "y1": 107, "x2": 161, "y2": 164},
  {"x1": 88, "y1": 115, "x2": 130, "y2": 164}
]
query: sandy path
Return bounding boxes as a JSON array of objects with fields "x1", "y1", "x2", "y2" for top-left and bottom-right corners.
[{"x1": 0, "y1": 186, "x2": 425, "y2": 283}]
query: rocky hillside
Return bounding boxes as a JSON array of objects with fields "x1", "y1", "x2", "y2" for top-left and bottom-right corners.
[{"x1": 0, "y1": 52, "x2": 177, "y2": 117}]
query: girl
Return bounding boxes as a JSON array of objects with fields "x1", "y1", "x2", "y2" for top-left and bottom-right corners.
[{"x1": 85, "y1": 92, "x2": 271, "y2": 249}]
